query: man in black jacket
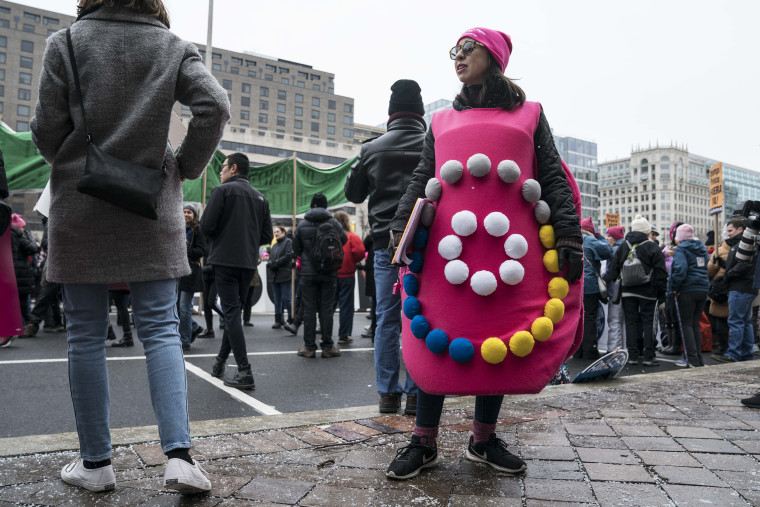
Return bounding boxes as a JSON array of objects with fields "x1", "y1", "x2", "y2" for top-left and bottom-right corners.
[
  {"x1": 201, "y1": 153, "x2": 273, "y2": 389},
  {"x1": 292, "y1": 193, "x2": 347, "y2": 358},
  {"x1": 344, "y1": 80, "x2": 426, "y2": 415}
]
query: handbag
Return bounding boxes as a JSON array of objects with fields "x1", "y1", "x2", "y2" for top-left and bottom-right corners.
[
  {"x1": 66, "y1": 28, "x2": 166, "y2": 220},
  {"x1": 590, "y1": 261, "x2": 608, "y2": 304}
]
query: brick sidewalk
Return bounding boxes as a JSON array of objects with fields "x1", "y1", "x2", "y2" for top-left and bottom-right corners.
[{"x1": 2, "y1": 362, "x2": 760, "y2": 505}]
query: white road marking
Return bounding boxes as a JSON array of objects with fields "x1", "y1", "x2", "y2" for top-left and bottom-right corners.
[{"x1": 182, "y1": 361, "x2": 281, "y2": 416}]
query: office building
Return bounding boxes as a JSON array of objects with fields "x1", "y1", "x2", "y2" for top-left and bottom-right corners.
[{"x1": 553, "y1": 135, "x2": 599, "y2": 224}]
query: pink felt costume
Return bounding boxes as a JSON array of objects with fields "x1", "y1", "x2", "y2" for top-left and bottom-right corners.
[{"x1": 400, "y1": 103, "x2": 583, "y2": 395}]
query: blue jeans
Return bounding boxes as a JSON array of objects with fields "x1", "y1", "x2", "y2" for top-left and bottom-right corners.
[
  {"x1": 727, "y1": 291, "x2": 756, "y2": 361},
  {"x1": 373, "y1": 249, "x2": 416, "y2": 396},
  {"x1": 178, "y1": 291, "x2": 196, "y2": 346},
  {"x1": 63, "y1": 279, "x2": 190, "y2": 461},
  {"x1": 273, "y1": 281, "x2": 292, "y2": 317},
  {"x1": 337, "y1": 276, "x2": 355, "y2": 338}
]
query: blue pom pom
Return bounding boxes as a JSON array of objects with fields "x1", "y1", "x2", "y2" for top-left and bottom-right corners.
[
  {"x1": 409, "y1": 252, "x2": 424, "y2": 273},
  {"x1": 426, "y1": 329, "x2": 449, "y2": 354},
  {"x1": 403, "y1": 274, "x2": 419, "y2": 297},
  {"x1": 413, "y1": 228, "x2": 429, "y2": 250},
  {"x1": 410, "y1": 315, "x2": 430, "y2": 339},
  {"x1": 403, "y1": 296, "x2": 421, "y2": 319},
  {"x1": 449, "y1": 337, "x2": 475, "y2": 363}
]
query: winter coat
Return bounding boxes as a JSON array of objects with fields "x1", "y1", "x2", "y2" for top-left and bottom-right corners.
[
  {"x1": 338, "y1": 231, "x2": 366, "y2": 278},
  {"x1": 292, "y1": 208, "x2": 347, "y2": 277},
  {"x1": 606, "y1": 231, "x2": 668, "y2": 300},
  {"x1": 345, "y1": 116, "x2": 426, "y2": 249},
  {"x1": 179, "y1": 224, "x2": 205, "y2": 293},
  {"x1": 31, "y1": 7, "x2": 230, "y2": 284},
  {"x1": 267, "y1": 236, "x2": 294, "y2": 284},
  {"x1": 11, "y1": 226, "x2": 38, "y2": 295},
  {"x1": 724, "y1": 235, "x2": 758, "y2": 295},
  {"x1": 201, "y1": 175, "x2": 274, "y2": 270},
  {"x1": 662, "y1": 244, "x2": 676, "y2": 272},
  {"x1": 667, "y1": 239, "x2": 709, "y2": 295},
  {"x1": 363, "y1": 234, "x2": 375, "y2": 297},
  {"x1": 582, "y1": 232, "x2": 612, "y2": 294},
  {"x1": 707, "y1": 240, "x2": 730, "y2": 317}
]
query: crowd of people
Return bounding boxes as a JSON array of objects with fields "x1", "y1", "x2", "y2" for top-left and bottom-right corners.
[{"x1": 1, "y1": 0, "x2": 759, "y2": 496}]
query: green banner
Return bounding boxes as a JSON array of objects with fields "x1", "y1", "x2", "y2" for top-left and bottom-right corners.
[{"x1": 0, "y1": 127, "x2": 51, "y2": 191}]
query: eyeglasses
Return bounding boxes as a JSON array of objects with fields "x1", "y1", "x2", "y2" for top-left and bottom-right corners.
[
  {"x1": 220, "y1": 163, "x2": 233, "y2": 170},
  {"x1": 449, "y1": 40, "x2": 484, "y2": 60}
]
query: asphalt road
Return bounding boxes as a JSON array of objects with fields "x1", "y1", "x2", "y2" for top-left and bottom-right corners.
[{"x1": 0, "y1": 311, "x2": 730, "y2": 439}]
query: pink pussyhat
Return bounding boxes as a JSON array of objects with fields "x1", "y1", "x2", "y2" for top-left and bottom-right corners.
[
  {"x1": 458, "y1": 27, "x2": 512, "y2": 72},
  {"x1": 11, "y1": 213, "x2": 25, "y2": 228}
]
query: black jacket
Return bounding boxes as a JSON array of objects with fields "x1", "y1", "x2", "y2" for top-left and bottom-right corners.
[
  {"x1": 179, "y1": 224, "x2": 206, "y2": 293},
  {"x1": 201, "y1": 175, "x2": 273, "y2": 270},
  {"x1": 345, "y1": 116, "x2": 426, "y2": 249},
  {"x1": 292, "y1": 207, "x2": 347, "y2": 276},
  {"x1": 390, "y1": 107, "x2": 580, "y2": 242},
  {"x1": 267, "y1": 236, "x2": 294, "y2": 284},
  {"x1": 606, "y1": 231, "x2": 668, "y2": 300},
  {"x1": 724, "y1": 235, "x2": 758, "y2": 294},
  {"x1": 11, "y1": 225, "x2": 38, "y2": 296}
]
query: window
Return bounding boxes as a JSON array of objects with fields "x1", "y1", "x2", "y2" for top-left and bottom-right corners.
[
  {"x1": 311, "y1": 122, "x2": 319, "y2": 132},
  {"x1": 328, "y1": 113, "x2": 336, "y2": 122},
  {"x1": 0, "y1": 85, "x2": 3, "y2": 97},
  {"x1": 245, "y1": 59, "x2": 257, "y2": 67},
  {"x1": 311, "y1": 110, "x2": 320, "y2": 119},
  {"x1": 21, "y1": 41, "x2": 34, "y2": 53},
  {"x1": 260, "y1": 87, "x2": 269, "y2": 97},
  {"x1": 295, "y1": 94, "x2": 304, "y2": 103},
  {"x1": 313, "y1": 84, "x2": 320, "y2": 91},
  {"x1": 277, "y1": 90, "x2": 286, "y2": 100},
  {"x1": 279, "y1": 67, "x2": 289, "y2": 74},
  {"x1": 44, "y1": 16, "x2": 59, "y2": 25},
  {"x1": 328, "y1": 100, "x2": 336, "y2": 110},
  {"x1": 328, "y1": 88, "x2": 334, "y2": 94},
  {"x1": 265, "y1": 64, "x2": 276, "y2": 71},
  {"x1": 23, "y1": 24, "x2": 35, "y2": 33},
  {"x1": 327, "y1": 125, "x2": 335, "y2": 135},
  {"x1": 0, "y1": 53, "x2": 5, "y2": 64},
  {"x1": 343, "y1": 116, "x2": 353, "y2": 125},
  {"x1": 294, "y1": 119, "x2": 302, "y2": 129},
  {"x1": 343, "y1": 128, "x2": 353, "y2": 137},
  {"x1": 248, "y1": 70, "x2": 256, "y2": 77},
  {"x1": 20, "y1": 56, "x2": 33, "y2": 69},
  {"x1": 312, "y1": 97, "x2": 320, "y2": 107},
  {"x1": 16, "y1": 121, "x2": 29, "y2": 132},
  {"x1": 222, "y1": 79, "x2": 232, "y2": 90},
  {"x1": 259, "y1": 100, "x2": 268, "y2": 110},
  {"x1": 310, "y1": 136, "x2": 320, "y2": 145},
  {"x1": 297, "y1": 81, "x2": 305, "y2": 88},
  {"x1": 310, "y1": 74, "x2": 320, "y2": 81},
  {"x1": 231, "y1": 56, "x2": 243, "y2": 65},
  {"x1": 242, "y1": 83, "x2": 251, "y2": 93},
  {"x1": 0, "y1": 36, "x2": 5, "y2": 48},
  {"x1": 295, "y1": 106, "x2": 303, "y2": 116},
  {"x1": 280, "y1": 77, "x2": 289, "y2": 85},
  {"x1": 18, "y1": 89, "x2": 30, "y2": 100},
  {"x1": 0, "y1": 6, "x2": 8, "y2": 13},
  {"x1": 0, "y1": 69, "x2": 4, "y2": 81},
  {"x1": 277, "y1": 116, "x2": 286, "y2": 126},
  {"x1": 230, "y1": 67, "x2": 239, "y2": 75},
  {"x1": 277, "y1": 103, "x2": 286, "y2": 113},
  {"x1": 17, "y1": 105, "x2": 30, "y2": 117},
  {"x1": 276, "y1": 129, "x2": 285, "y2": 139},
  {"x1": 241, "y1": 96, "x2": 250, "y2": 107},
  {"x1": 0, "y1": 103, "x2": 4, "y2": 114},
  {"x1": 24, "y1": 11, "x2": 41, "y2": 22},
  {"x1": 265, "y1": 74, "x2": 273, "y2": 81},
  {"x1": 212, "y1": 53, "x2": 222, "y2": 60},
  {"x1": 0, "y1": 19, "x2": 8, "y2": 28},
  {"x1": 19, "y1": 73, "x2": 32, "y2": 85},
  {"x1": 344, "y1": 104, "x2": 354, "y2": 113},
  {"x1": 212, "y1": 63, "x2": 221, "y2": 71},
  {"x1": 298, "y1": 71, "x2": 308, "y2": 79},
  {"x1": 259, "y1": 113, "x2": 268, "y2": 123},
  {"x1": 241, "y1": 110, "x2": 250, "y2": 121}
]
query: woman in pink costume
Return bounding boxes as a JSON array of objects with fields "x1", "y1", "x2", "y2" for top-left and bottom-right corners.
[{"x1": 386, "y1": 27, "x2": 584, "y2": 480}]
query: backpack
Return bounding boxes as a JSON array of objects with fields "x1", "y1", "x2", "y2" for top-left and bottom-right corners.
[
  {"x1": 620, "y1": 240, "x2": 652, "y2": 287},
  {"x1": 311, "y1": 221, "x2": 344, "y2": 274}
]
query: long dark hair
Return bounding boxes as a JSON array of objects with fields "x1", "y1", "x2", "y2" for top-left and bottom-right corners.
[
  {"x1": 454, "y1": 57, "x2": 526, "y2": 111},
  {"x1": 77, "y1": 0, "x2": 170, "y2": 27}
]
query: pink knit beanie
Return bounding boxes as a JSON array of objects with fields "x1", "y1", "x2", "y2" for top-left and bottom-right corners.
[
  {"x1": 458, "y1": 27, "x2": 512, "y2": 72},
  {"x1": 606, "y1": 226, "x2": 625, "y2": 241},
  {"x1": 10, "y1": 213, "x2": 25, "y2": 228},
  {"x1": 675, "y1": 224, "x2": 694, "y2": 243},
  {"x1": 580, "y1": 217, "x2": 595, "y2": 234}
]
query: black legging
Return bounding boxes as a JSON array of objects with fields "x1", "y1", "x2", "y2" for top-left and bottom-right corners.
[
  {"x1": 416, "y1": 390, "x2": 503, "y2": 428},
  {"x1": 676, "y1": 292, "x2": 707, "y2": 366},
  {"x1": 202, "y1": 273, "x2": 223, "y2": 330}
]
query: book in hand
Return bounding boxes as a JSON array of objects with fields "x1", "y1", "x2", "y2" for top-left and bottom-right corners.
[{"x1": 392, "y1": 197, "x2": 430, "y2": 266}]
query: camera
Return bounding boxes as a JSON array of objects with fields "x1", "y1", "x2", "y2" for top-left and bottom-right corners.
[{"x1": 733, "y1": 200, "x2": 760, "y2": 262}]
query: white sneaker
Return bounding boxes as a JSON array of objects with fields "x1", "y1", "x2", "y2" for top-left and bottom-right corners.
[
  {"x1": 164, "y1": 458, "x2": 211, "y2": 494},
  {"x1": 60, "y1": 458, "x2": 116, "y2": 492}
]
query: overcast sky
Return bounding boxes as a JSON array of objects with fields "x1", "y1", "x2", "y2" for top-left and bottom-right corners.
[{"x1": 20, "y1": 0, "x2": 760, "y2": 170}]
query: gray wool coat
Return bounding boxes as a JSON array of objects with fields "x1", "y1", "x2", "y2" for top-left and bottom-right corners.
[{"x1": 31, "y1": 7, "x2": 230, "y2": 284}]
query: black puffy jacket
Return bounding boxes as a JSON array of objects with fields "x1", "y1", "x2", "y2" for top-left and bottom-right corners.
[
  {"x1": 179, "y1": 224, "x2": 206, "y2": 293},
  {"x1": 606, "y1": 231, "x2": 668, "y2": 300},
  {"x1": 345, "y1": 116, "x2": 426, "y2": 249},
  {"x1": 267, "y1": 236, "x2": 294, "y2": 284},
  {"x1": 11, "y1": 226, "x2": 38, "y2": 296},
  {"x1": 292, "y1": 208, "x2": 347, "y2": 277}
]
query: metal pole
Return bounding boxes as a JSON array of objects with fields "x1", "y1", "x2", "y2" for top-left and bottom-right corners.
[
  {"x1": 205, "y1": 0, "x2": 213, "y2": 73},
  {"x1": 291, "y1": 152, "x2": 297, "y2": 317}
]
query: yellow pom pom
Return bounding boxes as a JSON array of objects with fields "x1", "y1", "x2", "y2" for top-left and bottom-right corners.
[
  {"x1": 548, "y1": 277, "x2": 569, "y2": 299},
  {"x1": 543, "y1": 250, "x2": 559, "y2": 273},
  {"x1": 509, "y1": 331, "x2": 535, "y2": 357},
  {"x1": 539, "y1": 225, "x2": 555, "y2": 249},
  {"x1": 481, "y1": 337, "x2": 508, "y2": 364},
  {"x1": 544, "y1": 298, "x2": 565, "y2": 324},
  {"x1": 531, "y1": 317, "x2": 554, "y2": 342}
]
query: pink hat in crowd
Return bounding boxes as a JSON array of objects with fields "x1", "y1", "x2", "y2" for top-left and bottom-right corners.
[
  {"x1": 675, "y1": 223, "x2": 694, "y2": 243},
  {"x1": 10, "y1": 213, "x2": 25, "y2": 228},
  {"x1": 458, "y1": 27, "x2": 513, "y2": 72},
  {"x1": 580, "y1": 216, "x2": 595, "y2": 234},
  {"x1": 606, "y1": 226, "x2": 625, "y2": 241}
]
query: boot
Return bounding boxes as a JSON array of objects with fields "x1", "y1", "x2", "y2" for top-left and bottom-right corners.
[
  {"x1": 223, "y1": 365, "x2": 254, "y2": 390},
  {"x1": 210, "y1": 357, "x2": 225, "y2": 378},
  {"x1": 272, "y1": 314, "x2": 283, "y2": 329},
  {"x1": 112, "y1": 332, "x2": 134, "y2": 347},
  {"x1": 284, "y1": 322, "x2": 300, "y2": 335},
  {"x1": 661, "y1": 327, "x2": 682, "y2": 355},
  {"x1": 22, "y1": 322, "x2": 39, "y2": 338},
  {"x1": 106, "y1": 325, "x2": 117, "y2": 341}
]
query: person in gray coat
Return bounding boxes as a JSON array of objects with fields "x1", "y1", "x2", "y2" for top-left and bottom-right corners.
[{"x1": 30, "y1": 0, "x2": 229, "y2": 495}]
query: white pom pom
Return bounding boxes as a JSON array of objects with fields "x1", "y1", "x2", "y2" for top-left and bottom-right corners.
[
  {"x1": 440, "y1": 160, "x2": 464, "y2": 184},
  {"x1": 497, "y1": 160, "x2": 521, "y2": 183},
  {"x1": 420, "y1": 203, "x2": 436, "y2": 227},
  {"x1": 451, "y1": 210, "x2": 477, "y2": 236},
  {"x1": 534, "y1": 200, "x2": 551, "y2": 224},
  {"x1": 425, "y1": 178, "x2": 442, "y2": 201},
  {"x1": 438, "y1": 235, "x2": 463, "y2": 260},
  {"x1": 484, "y1": 212, "x2": 510, "y2": 237},
  {"x1": 499, "y1": 260, "x2": 525, "y2": 285},
  {"x1": 504, "y1": 234, "x2": 528, "y2": 259},
  {"x1": 467, "y1": 153, "x2": 491, "y2": 178},
  {"x1": 522, "y1": 179, "x2": 541, "y2": 203},
  {"x1": 444, "y1": 260, "x2": 469, "y2": 285},
  {"x1": 471, "y1": 270, "x2": 497, "y2": 296}
]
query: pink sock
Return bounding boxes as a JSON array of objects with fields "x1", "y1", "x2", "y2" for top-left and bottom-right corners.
[
  {"x1": 472, "y1": 420, "x2": 497, "y2": 444},
  {"x1": 413, "y1": 425, "x2": 438, "y2": 447}
]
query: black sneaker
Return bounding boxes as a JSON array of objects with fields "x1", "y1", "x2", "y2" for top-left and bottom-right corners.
[
  {"x1": 386, "y1": 435, "x2": 438, "y2": 480},
  {"x1": 223, "y1": 366, "x2": 255, "y2": 390},
  {"x1": 198, "y1": 329, "x2": 215, "y2": 339},
  {"x1": 741, "y1": 391, "x2": 760, "y2": 409},
  {"x1": 191, "y1": 327, "x2": 203, "y2": 343},
  {"x1": 211, "y1": 358, "x2": 225, "y2": 378},
  {"x1": 465, "y1": 432, "x2": 526, "y2": 473}
]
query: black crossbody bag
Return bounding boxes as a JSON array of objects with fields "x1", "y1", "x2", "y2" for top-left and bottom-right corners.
[{"x1": 66, "y1": 28, "x2": 166, "y2": 220}]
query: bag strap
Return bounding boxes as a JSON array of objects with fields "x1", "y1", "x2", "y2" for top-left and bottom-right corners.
[{"x1": 65, "y1": 28, "x2": 92, "y2": 144}]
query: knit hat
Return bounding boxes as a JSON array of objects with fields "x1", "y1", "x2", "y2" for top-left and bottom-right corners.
[
  {"x1": 310, "y1": 193, "x2": 328, "y2": 209},
  {"x1": 10, "y1": 213, "x2": 25, "y2": 228},
  {"x1": 388, "y1": 79, "x2": 424, "y2": 116},
  {"x1": 669, "y1": 221, "x2": 684, "y2": 242},
  {"x1": 580, "y1": 217, "x2": 595, "y2": 234},
  {"x1": 675, "y1": 223, "x2": 694, "y2": 243},
  {"x1": 183, "y1": 203, "x2": 200, "y2": 219},
  {"x1": 630, "y1": 214, "x2": 651, "y2": 235},
  {"x1": 606, "y1": 226, "x2": 625, "y2": 241},
  {"x1": 458, "y1": 27, "x2": 513, "y2": 72},
  {"x1": 649, "y1": 225, "x2": 659, "y2": 236}
]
